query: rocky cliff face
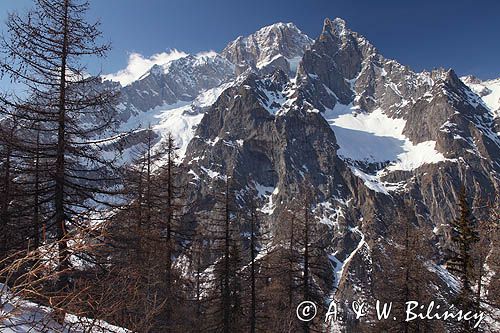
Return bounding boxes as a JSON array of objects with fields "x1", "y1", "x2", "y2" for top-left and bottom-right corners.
[{"x1": 106, "y1": 17, "x2": 499, "y2": 332}]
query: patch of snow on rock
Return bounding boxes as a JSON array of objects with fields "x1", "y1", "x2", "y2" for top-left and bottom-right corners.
[
  {"x1": 462, "y1": 76, "x2": 500, "y2": 118},
  {"x1": 323, "y1": 104, "x2": 447, "y2": 171}
]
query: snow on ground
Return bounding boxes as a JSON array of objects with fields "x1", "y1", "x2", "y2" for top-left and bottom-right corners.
[
  {"x1": 152, "y1": 105, "x2": 204, "y2": 160},
  {"x1": 424, "y1": 262, "x2": 460, "y2": 293},
  {"x1": 200, "y1": 166, "x2": 221, "y2": 179},
  {"x1": 253, "y1": 181, "x2": 275, "y2": 199},
  {"x1": 329, "y1": 226, "x2": 368, "y2": 290},
  {"x1": 193, "y1": 81, "x2": 233, "y2": 109},
  {"x1": 286, "y1": 56, "x2": 303, "y2": 75},
  {"x1": 322, "y1": 103, "x2": 448, "y2": 194},
  {"x1": 233, "y1": 22, "x2": 312, "y2": 72},
  {"x1": 256, "y1": 54, "x2": 283, "y2": 70},
  {"x1": 118, "y1": 82, "x2": 233, "y2": 163},
  {"x1": 462, "y1": 77, "x2": 500, "y2": 118},
  {"x1": 0, "y1": 284, "x2": 128, "y2": 333},
  {"x1": 259, "y1": 186, "x2": 279, "y2": 215},
  {"x1": 117, "y1": 101, "x2": 195, "y2": 162},
  {"x1": 239, "y1": 244, "x2": 276, "y2": 272},
  {"x1": 258, "y1": 84, "x2": 286, "y2": 115},
  {"x1": 313, "y1": 201, "x2": 348, "y2": 228},
  {"x1": 323, "y1": 104, "x2": 446, "y2": 170},
  {"x1": 255, "y1": 54, "x2": 303, "y2": 76},
  {"x1": 349, "y1": 167, "x2": 404, "y2": 195}
]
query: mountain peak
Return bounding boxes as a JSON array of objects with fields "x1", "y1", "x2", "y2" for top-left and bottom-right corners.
[
  {"x1": 461, "y1": 75, "x2": 482, "y2": 85},
  {"x1": 461, "y1": 74, "x2": 500, "y2": 114},
  {"x1": 433, "y1": 68, "x2": 463, "y2": 91},
  {"x1": 221, "y1": 21, "x2": 313, "y2": 75},
  {"x1": 258, "y1": 21, "x2": 300, "y2": 33},
  {"x1": 322, "y1": 17, "x2": 348, "y2": 37}
]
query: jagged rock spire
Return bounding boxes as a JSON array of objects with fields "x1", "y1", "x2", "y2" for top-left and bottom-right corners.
[{"x1": 322, "y1": 17, "x2": 348, "y2": 36}]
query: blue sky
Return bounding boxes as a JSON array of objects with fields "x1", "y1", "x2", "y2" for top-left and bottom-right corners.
[{"x1": 1, "y1": 0, "x2": 499, "y2": 81}]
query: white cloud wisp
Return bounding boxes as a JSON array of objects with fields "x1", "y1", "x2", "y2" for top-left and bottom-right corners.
[{"x1": 103, "y1": 49, "x2": 188, "y2": 86}]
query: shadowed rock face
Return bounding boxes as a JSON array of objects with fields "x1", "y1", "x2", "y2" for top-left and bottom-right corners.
[
  {"x1": 107, "y1": 18, "x2": 499, "y2": 331},
  {"x1": 296, "y1": 18, "x2": 437, "y2": 113}
]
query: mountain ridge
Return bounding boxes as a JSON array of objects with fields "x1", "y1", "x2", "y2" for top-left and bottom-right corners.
[{"x1": 102, "y1": 18, "x2": 499, "y2": 331}]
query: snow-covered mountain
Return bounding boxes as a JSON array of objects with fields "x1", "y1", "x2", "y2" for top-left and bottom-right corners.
[
  {"x1": 102, "y1": 16, "x2": 500, "y2": 225},
  {"x1": 103, "y1": 23, "x2": 315, "y2": 163},
  {"x1": 462, "y1": 75, "x2": 500, "y2": 118},
  {"x1": 102, "y1": 19, "x2": 500, "y2": 178},
  {"x1": 102, "y1": 51, "x2": 236, "y2": 161},
  {"x1": 111, "y1": 52, "x2": 234, "y2": 116},
  {"x1": 221, "y1": 22, "x2": 313, "y2": 75},
  {"x1": 291, "y1": 18, "x2": 499, "y2": 193},
  {"x1": 98, "y1": 18, "x2": 499, "y2": 332}
]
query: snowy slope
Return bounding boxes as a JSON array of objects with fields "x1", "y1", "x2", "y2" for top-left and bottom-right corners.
[
  {"x1": 106, "y1": 21, "x2": 493, "y2": 196},
  {"x1": 1, "y1": 284, "x2": 128, "y2": 333},
  {"x1": 101, "y1": 48, "x2": 240, "y2": 166},
  {"x1": 461, "y1": 76, "x2": 500, "y2": 118},
  {"x1": 117, "y1": 81, "x2": 234, "y2": 163},
  {"x1": 105, "y1": 23, "x2": 313, "y2": 167},
  {"x1": 319, "y1": 102, "x2": 450, "y2": 194},
  {"x1": 322, "y1": 103, "x2": 447, "y2": 170}
]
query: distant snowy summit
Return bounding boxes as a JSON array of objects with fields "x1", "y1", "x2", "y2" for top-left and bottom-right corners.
[
  {"x1": 76, "y1": 18, "x2": 500, "y2": 332},
  {"x1": 103, "y1": 22, "x2": 313, "y2": 88},
  {"x1": 221, "y1": 22, "x2": 314, "y2": 75},
  {"x1": 101, "y1": 17, "x2": 500, "y2": 196},
  {"x1": 461, "y1": 75, "x2": 500, "y2": 117}
]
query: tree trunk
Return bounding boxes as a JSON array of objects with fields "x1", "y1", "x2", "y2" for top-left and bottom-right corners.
[
  {"x1": 303, "y1": 204, "x2": 310, "y2": 333},
  {"x1": 33, "y1": 130, "x2": 41, "y2": 249},
  {"x1": 250, "y1": 208, "x2": 256, "y2": 333},
  {"x1": 223, "y1": 181, "x2": 231, "y2": 333},
  {"x1": 55, "y1": 0, "x2": 70, "y2": 293},
  {"x1": 0, "y1": 130, "x2": 12, "y2": 259},
  {"x1": 164, "y1": 136, "x2": 173, "y2": 331}
]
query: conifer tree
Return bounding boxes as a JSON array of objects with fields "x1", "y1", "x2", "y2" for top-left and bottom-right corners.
[
  {"x1": 194, "y1": 175, "x2": 245, "y2": 332},
  {"x1": 248, "y1": 203, "x2": 258, "y2": 333},
  {"x1": 0, "y1": 118, "x2": 17, "y2": 260},
  {"x1": 261, "y1": 184, "x2": 332, "y2": 332},
  {"x1": 101, "y1": 130, "x2": 191, "y2": 331},
  {"x1": 0, "y1": 0, "x2": 119, "y2": 294},
  {"x1": 471, "y1": 196, "x2": 500, "y2": 332},
  {"x1": 447, "y1": 186, "x2": 480, "y2": 331},
  {"x1": 373, "y1": 202, "x2": 444, "y2": 333},
  {"x1": 238, "y1": 195, "x2": 270, "y2": 333}
]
